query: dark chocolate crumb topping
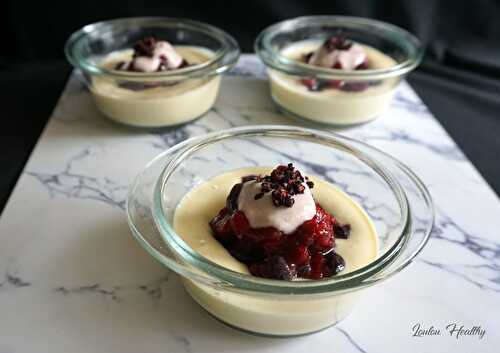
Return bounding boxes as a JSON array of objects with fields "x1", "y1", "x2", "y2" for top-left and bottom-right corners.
[
  {"x1": 114, "y1": 37, "x2": 191, "y2": 74},
  {"x1": 133, "y1": 37, "x2": 157, "y2": 57},
  {"x1": 242, "y1": 163, "x2": 313, "y2": 208},
  {"x1": 324, "y1": 35, "x2": 353, "y2": 51}
]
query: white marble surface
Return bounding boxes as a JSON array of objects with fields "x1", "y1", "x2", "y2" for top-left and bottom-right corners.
[{"x1": 1, "y1": 55, "x2": 499, "y2": 352}]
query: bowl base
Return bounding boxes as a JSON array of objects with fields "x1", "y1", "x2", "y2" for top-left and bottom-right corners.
[
  {"x1": 98, "y1": 108, "x2": 212, "y2": 132},
  {"x1": 207, "y1": 309, "x2": 342, "y2": 338},
  {"x1": 273, "y1": 98, "x2": 380, "y2": 130}
]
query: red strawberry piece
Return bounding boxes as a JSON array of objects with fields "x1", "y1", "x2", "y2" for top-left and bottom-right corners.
[
  {"x1": 297, "y1": 219, "x2": 316, "y2": 242},
  {"x1": 209, "y1": 208, "x2": 232, "y2": 238},
  {"x1": 309, "y1": 252, "x2": 325, "y2": 279},
  {"x1": 315, "y1": 233, "x2": 334, "y2": 250},
  {"x1": 287, "y1": 245, "x2": 310, "y2": 267},
  {"x1": 230, "y1": 210, "x2": 250, "y2": 236}
]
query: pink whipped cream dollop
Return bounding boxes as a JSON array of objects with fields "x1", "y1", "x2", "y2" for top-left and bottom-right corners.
[
  {"x1": 237, "y1": 169, "x2": 316, "y2": 234},
  {"x1": 117, "y1": 37, "x2": 186, "y2": 72},
  {"x1": 307, "y1": 36, "x2": 367, "y2": 71}
]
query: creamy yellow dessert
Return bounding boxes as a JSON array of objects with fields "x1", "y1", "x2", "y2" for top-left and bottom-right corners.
[
  {"x1": 170, "y1": 166, "x2": 378, "y2": 335},
  {"x1": 91, "y1": 39, "x2": 219, "y2": 127},
  {"x1": 269, "y1": 38, "x2": 398, "y2": 125}
]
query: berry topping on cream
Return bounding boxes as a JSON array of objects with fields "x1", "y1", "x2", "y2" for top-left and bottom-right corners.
[
  {"x1": 300, "y1": 36, "x2": 372, "y2": 92},
  {"x1": 237, "y1": 164, "x2": 316, "y2": 234},
  {"x1": 306, "y1": 36, "x2": 367, "y2": 71},
  {"x1": 115, "y1": 37, "x2": 189, "y2": 72},
  {"x1": 209, "y1": 163, "x2": 351, "y2": 280}
]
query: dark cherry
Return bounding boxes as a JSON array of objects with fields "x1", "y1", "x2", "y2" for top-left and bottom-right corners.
[
  {"x1": 333, "y1": 223, "x2": 351, "y2": 239},
  {"x1": 271, "y1": 256, "x2": 297, "y2": 280},
  {"x1": 325, "y1": 251, "x2": 346, "y2": 274},
  {"x1": 249, "y1": 256, "x2": 298, "y2": 280},
  {"x1": 226, "y1": 183, "x2": 243, "y2": 212},
  {"x1": 340, "y1": 81, "x2": 370, "y2": 92},
  {"x1": 117, "y1": 81, "x2": 165, "y2": 91},
  {"x1": 209, "y1": 207, "x2": 233, "y2": 242},
  {"x1": 117, "y1": 78, "x2": 185, "y2": 90}
]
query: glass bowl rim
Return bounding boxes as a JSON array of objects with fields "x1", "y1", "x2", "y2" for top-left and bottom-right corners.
[
  {"x1": 64, "y1": 16, "x2": 240, "y2": 80},
  {"x1": 140, "y1": 125, "x2": 434, "y2": 294},
  {"x1": 254, "y1": 15, "x2": 423, "y2": 80}
]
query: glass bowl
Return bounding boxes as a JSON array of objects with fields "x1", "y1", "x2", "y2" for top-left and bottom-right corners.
[
  {"x1": 65, "y1": 17, "x2": 240, "y2": 128},
  {"x1": 255, "y1": 16, "x2": 423, "y2": 127},
  {"x1": 126, "y1": 125, "x2": 434, "y2": 336}
]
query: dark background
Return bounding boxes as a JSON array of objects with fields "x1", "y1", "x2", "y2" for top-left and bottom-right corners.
[{"x1": 2, "y1": 0, "x2": 500, "y2": 213}]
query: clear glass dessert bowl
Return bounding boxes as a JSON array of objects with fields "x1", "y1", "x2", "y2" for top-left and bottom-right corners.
[
  {"x1": 126, "y1": 125, "x2": 434, "y2": 336},
  {"x1": 65, "y1": 17, "x2": 240, "y2": 128},
  {"x1": 255, "y1": 16, "x2": 423, "y2": 127}
]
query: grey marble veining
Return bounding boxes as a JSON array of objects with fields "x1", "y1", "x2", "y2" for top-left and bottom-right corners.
[
  {"x1": 0, "y1": 55, "x2": 499, "y2": 353},
  {"x1": 26, "y1": 147, "x2": 129, "y2": 210}
]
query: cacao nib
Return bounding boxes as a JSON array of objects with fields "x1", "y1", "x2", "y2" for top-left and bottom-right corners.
[
  {"x1": 261, "y1": 164, "x2": 312, "y2": 208},
  {"x1": 133, "y1": 37, "x2": 156, "y2": 57},
  {"x1": 324, "y1": 36, "x2": 353, "y2": 51}
]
